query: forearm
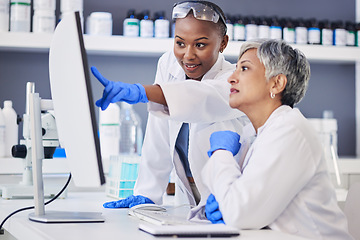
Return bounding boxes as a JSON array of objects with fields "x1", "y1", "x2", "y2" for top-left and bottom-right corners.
[{"x1": 144, "y1": 84, "x2": 167, "y2": 106}]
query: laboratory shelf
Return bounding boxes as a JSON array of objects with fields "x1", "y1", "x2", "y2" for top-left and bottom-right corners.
[{"x1": 1, "y1": 32, "x2": 360, "y2": 62}]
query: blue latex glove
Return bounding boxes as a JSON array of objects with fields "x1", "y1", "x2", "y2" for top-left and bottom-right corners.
[
  {"x1": 205, "y1": 194, "x2": 224, "y2": 224},
  {"x1": 91, "y1": 66, "x2": 149, "y2": 110},
  {"x1": 207, "y1": 131, "x2": 241, "y2": 157},
  {"x1": 103, "y1": 195, "x2": 154, "y2": 208}
]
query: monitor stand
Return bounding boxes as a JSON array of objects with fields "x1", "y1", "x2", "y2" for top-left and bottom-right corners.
[{"x1": 27, "y1": 92, "x2": 105, "y2": 223}]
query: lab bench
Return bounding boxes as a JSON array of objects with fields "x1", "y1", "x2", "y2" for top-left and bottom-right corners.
[
  {"x1": 0, "y1": 191, "x2": 309, "y2": 240},
  {"x1": 0, "y1": 158, "x2": 358, "y2": 239}
]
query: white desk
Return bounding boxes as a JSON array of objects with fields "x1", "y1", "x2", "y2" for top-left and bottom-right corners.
[{"x1": 0, "y1": 192, "x2": 308, "y2": 240}]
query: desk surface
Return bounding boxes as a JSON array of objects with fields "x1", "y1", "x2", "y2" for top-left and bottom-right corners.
[{"x1": 0, "y1": 192, "x2": 308, "y2": 240}]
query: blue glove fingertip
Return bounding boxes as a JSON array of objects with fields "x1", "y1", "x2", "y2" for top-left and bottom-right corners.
[
  {"x1": 207, "y1": 194, "x2": 215, "y2": 203},
  {"x1": 95, "y1": 99, "x2": 103, "y2": 108},
  {"x1": 91, "y1": 66, "x2": 109, "y2": 87},
  {"x1": 103, "y1": 202, "x2": 115, "y2": 208}
]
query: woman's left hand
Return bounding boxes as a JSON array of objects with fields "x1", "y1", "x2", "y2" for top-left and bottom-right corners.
[{"x1": 205, "y1": 194, "x2": 225, "y2": 224}]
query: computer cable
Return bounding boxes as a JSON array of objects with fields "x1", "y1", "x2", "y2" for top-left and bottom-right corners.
[{"x1": 0, "y1": 173, "x2": 72, "y2": 235}]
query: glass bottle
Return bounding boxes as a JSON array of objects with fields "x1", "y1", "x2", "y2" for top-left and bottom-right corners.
[{"x1": 119, "y1": 102, "x2": 142, "y2": 155}]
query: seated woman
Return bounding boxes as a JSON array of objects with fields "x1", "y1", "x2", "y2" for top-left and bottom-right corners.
[{"x1": 201, "y1": 39, "x2": 354, "y2": 239}]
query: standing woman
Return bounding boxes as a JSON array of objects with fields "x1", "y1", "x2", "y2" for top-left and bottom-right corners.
[
  {"x1": 202, "y1": 39, "x2": 353, "y2": 239},
  {"x1": 92, "y1": 1, "x2": 247, "y2": 215}
]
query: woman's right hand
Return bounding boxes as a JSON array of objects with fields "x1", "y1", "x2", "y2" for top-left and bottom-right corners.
[
  {"x1": 103, "y1": 195, "x2": 154, "y2": 208},
  {"x1": 207, "y1": 131, "x2": 241, "y2": 157},
  {"x1": 91, "y1": 66, "x2": 148, "y2": 110}
]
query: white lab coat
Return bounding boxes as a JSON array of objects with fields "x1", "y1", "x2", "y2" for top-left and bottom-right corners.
[
  {"x1": 201, "y1": 105, "x2": 353, "y2": 239},
  {"x1": 134, "y1": 50, "x2": 248, "y2": 211}
]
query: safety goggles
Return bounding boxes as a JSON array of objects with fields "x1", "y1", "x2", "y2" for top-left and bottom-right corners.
[{"x1": 172, "y1": 1, "x2": 226, "y2": 26}]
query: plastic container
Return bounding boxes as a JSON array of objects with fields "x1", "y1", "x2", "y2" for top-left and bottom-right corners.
[
  {"x1": 269, "y1": 17, "x2": 282, "y2": 40},
  {"x1": 295, "y1": 19, "x2": 308, "y2": 44},
  {"x1": 346, "y1": 21, "x2": 356, "y2": 46},
  {"x1": 86, "y1": 12, "x2": 112, "y2": 36},
  {"x1": 333, "y1": 21, "x2": 347, "y2": 46},
  {"x1": 283, "y1": 18, "x2": 295, "y2": 43},
  {"x1": 0, "y1": 107, "x2": 5, "y2": 157},
  {"x1": 154, "y1": 11, "x2": 169, "y2": 38},
  {"x1": 33, "y1": 0, "x2": 55, "y2": 10},
  {"x1": 308, "y1": 19, "x2": 321, "y2": 45},
  {"x1": 33, "y1": 9, "x2": 55, "y2": 33},
  {"x1": 123, "y1": 9, "x2": 139, "y2": 37},
  {"x1": 0, "y1": 0, "x2": 10, "y2": 32},
  {"x1": 10, "y1": 0, "x2": 31, "y2": 32},
  {"x1": 60, "y1": 0, "x2": 83, "y2": 31},
  {"x1": 60, "y1": 0, "x2": 82, "y2": 13},
  {"x1": 245, "y1": 16, "x2": 258, "y2": 40},
  {"x1": 257, "y1": 17, "x2": 269, "y2": 39},
  {"x1": 233, "y1": 15, "x2": 245, "y2": 41},
  {"x1": 225, "y1": 15, "x2": 233, "y2": 41},
  {"x1": 320, "y1": 20, "x2": 333, "y2": 46},
  {"x1": 119, "y1": 102, "x2": 142, "y2": 155},
  {"x1": 139, "y1": 10, "x2": 153, "y2": 38},
  {"x1": 32, "y1": 0, "x2": 56, "y2": 33},
  {"x1": 99, "y1": 103, "x2": 120, "y2": 160},
  {"x1": 106, "y1": 154, "x2": 140, "y2": 199},
  {"x1": 2, "y1": 101, "x2": 18, "y2": 157}
]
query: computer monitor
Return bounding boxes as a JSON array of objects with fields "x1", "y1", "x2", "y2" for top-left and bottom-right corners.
[
  {"x1": 49, "y1": 12, "x2": 105, "y2": 187},
  {"x1": 28, "y1": 11, "x2": 105, "y2": 223}
]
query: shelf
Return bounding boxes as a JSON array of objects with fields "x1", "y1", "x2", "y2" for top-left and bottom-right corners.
[{"x1": 1, "y1": 32, "x2": 360, "y2": 62}]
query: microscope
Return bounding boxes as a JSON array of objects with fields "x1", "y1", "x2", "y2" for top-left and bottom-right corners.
[{"x1": 0, "y1": 82, "x2": 64, "y2": 199}]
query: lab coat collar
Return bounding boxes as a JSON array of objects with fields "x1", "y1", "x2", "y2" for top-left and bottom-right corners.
[
  {"x1": 169, "y1": 52, "x2": 226, "y2": 81},
  {"x1": 257, "y1": 105, "x2": 292, "y2": 135}
]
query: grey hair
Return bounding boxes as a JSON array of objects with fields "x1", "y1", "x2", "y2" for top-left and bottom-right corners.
[{"x1": 238, "y1": 39, "x2": 311, "y2": 107}]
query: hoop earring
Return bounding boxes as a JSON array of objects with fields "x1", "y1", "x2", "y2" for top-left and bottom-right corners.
[{"x1": 270, "y1": 92, "x2": 275, "y2": 99}]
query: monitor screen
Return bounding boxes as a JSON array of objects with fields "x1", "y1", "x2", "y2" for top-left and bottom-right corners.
[{"x1": 49, "y1": 11, "x2": 105, "y2": 187}]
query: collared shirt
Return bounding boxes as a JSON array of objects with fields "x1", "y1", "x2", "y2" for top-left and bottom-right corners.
[
  {"x1": 134, "y1": 50, "x2": 248, "y2": 210},
  {"x1": 202, "y1": 105, "x2": 353, "y2": 240}
]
